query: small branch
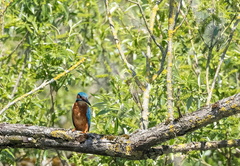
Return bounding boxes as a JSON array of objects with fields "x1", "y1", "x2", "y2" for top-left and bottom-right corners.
[
  {"x1": 55, "y1": 150, "x2": 70, "y2": 166},
  {"x1": 48, "y1": 85, "x2": 56, "y2": 127},
  {"x1": 145, "y1": 2, "x2": 157, "y2": 80},
  {"x1": 10, "y1": 49, "x2": 29, "y2": 98},
  {"x1": 201, "y1": 15, "x2": 227, "y2": 97},
  {"x1": 206, "y1": 16, "x2": 239, "y2": 105},
  {"x1": 0, "y1": 58, "x2": 86, "y2": 115},
  {"x1": 0, "y1": 0, "x2": 14, "y2": 16},
  {"x1": 205, "y1": 47, "x2": 213, "y2": 94},
  {"x1": 198, "y1": 29, "x2": 209, "y2": 48},
  {"x1": 173, "y1": 0, "x2": 183, "y2": 29},
  {"x1": 104, "y1": 0, "x2": 134, "y2": 72},
  {"x1": 166, "y1": 0, "x2": 176, "y2": 122},
  {"x1": 153, "y1": 1, "x2": 191, "y2": 81},
  {"x1": 174, "y1": 1, "x2": 191, "y2": 32},
  {"x1": 141, "y1": 83, "x2": 151, "y2": 129},
  {"x1": 153, "y1": 50, "x2": 167, "y2": 81},
  {"x1": 184, "y1": 12, "x2": 202, "y2": 97},
  {"x1": 140, "y1": 2, "x2": 159, "y2": 129},
  {"x1": 190, "y1": 31, "x2": 202, "y2": 108},
  {"x1": 105, "y1": 0, "x2": 144, "y2": 90},
  {"x1": 0, "y1": 32, "x2": 28, "y2": 61},
  {"x1": 127, "y1": 0, "x2": 165, "y2": 57}
]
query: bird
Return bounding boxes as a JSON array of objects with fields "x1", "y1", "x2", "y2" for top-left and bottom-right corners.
[{"x1": 72, "y1": 92, "x2": 91, "y2": 133}]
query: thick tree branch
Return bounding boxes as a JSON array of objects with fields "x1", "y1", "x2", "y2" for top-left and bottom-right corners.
[
  {"x1": 0, "y1": 124, "x2": 136, "y2": 159},
  {"x1": 0, "y1": 93, "x2": 239, "y2": 160},
  {"x1": 145, "y1": 139, "x2": 240, "y2": 159},
  {"x1": 130, "y1": 93, "x2": 240, "y2": 150}
]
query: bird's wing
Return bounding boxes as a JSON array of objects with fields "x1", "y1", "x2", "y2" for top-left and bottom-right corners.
[{"x1": 86, "y1": 107, "x2": 91, "y2": 130}]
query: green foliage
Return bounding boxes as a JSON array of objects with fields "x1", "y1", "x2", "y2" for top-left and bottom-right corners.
[{"x1": 0, "y1": 0, "x2": 239, "y2": 165}]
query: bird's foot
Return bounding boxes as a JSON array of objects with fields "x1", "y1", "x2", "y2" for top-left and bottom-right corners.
[
  {"x1": 72, "y1": 128, "x2": 76, "y2": 132},
  {"x1": 72, "y1": 128, "x2": 87, "y2": 134}
]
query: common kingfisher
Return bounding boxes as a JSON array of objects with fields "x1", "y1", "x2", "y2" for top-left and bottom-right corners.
[{"x1": 72, "y1": 92, "x2": 91, "y2": 133}]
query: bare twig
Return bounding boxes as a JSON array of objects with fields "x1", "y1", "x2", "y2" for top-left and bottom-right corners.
[
  {"x1": 10, "y1": 49, "x2": 29, "y2": 98},
  {"x1": 174, "y1": 0, "x2": 191, "y2": 32},
  {"x1": 0, "y1": 33, "x2": 28, "y2": 61},
  {"x1": 105, "y1": 0, "x2": 145, "y2": 90},
  {"x1": 37, "y1": 150, "x2": 45, "y2": 166},
  {"x1": 127, "y1": 0, "x2": 165, "y2": 57},
  {"x1": 205, "y1": 48, "x2": 213, "y2": 94},
  {"x1": 206, "y1": 16, "x2": 239, "y2": 105},
  {"x1": 174, "y1": 0, "x2": 183, "y2": 29},
  {"x1": 55, "y1": 150, "x2": 70, "y2": 166},
  {"x1": 0, "y1": 58, "x2": 86, "y2": 115},
  {"x1": 153, "y1": 50, "x2": 167, "y2": 81},
  {"x1": 200, "y1": 16, "x2": 223, "y2": 95},
  {"x1": 48, "y1": 85, "x2": 56, "y2": 127},
  {"x1": 0, "y1": 0, "x2": 14, "y2": 16},
  {"x1": 189, "y1": 29, "x2": 202, "y2": 108}
]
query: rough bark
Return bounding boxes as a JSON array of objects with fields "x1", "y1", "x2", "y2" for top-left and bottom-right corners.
[
  {"x1": 130, "y1": 93, "x2": 240, "y2": 150},
  {"x1": 0, "y1": 93, "x2": 239, "y2": 160}
]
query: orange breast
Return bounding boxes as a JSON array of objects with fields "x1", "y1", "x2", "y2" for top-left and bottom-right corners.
[{"x1": 72, "y1": 101, "x2": 89, "y2": 133}]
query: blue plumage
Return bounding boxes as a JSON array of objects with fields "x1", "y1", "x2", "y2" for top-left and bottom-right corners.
[
  {"x1": 78, "y1": 92, "x2": 89, "y2": 100},
  {"x1": 87, "y1": 107, "x2": 91, "y2": 129}
]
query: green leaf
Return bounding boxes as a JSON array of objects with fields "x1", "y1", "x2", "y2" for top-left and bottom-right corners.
[{"x1": 96, "y1": 109, "x2": 112, "y2": 116}]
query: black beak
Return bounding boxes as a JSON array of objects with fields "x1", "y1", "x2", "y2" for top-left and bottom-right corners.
[{"x1": 84, "y1": 98, "x2": 91, "y2": 106}]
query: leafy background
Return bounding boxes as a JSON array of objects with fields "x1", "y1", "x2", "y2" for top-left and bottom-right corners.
[{"x1": 0, "y1": 0, "x2": 239, "y2": 165}]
